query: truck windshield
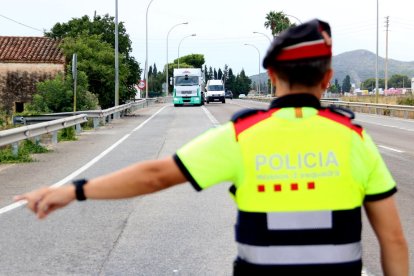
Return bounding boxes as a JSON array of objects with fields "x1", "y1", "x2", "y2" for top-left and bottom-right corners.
[
  {"x1": 175, "y1": 76, "x2": 198, "y2": 86},
  {"x1": 208, "y1": 85, "x2": 224, "y2": 91}
]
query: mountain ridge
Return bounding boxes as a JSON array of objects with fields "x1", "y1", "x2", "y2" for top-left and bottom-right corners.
[{"x1": 250, "y1": 49, "x2": 414, "y2": 87}]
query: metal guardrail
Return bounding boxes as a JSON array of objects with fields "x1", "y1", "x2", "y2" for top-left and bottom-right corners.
[
  {"x1": 1, "y1": 98, "x2": 159, "y2": 155},
  {"x1": 0, "y1": 114, "x2": 87, "y2": 155},
  {"x1": 321, "y1": 100, "x2": 414, "y2": 119},
  {"x1": 243, "y1": 97, "x2": 414, "y2": 120},
  {"x1": 12, "y1": 99, "x2": 154, "y2": 128}
]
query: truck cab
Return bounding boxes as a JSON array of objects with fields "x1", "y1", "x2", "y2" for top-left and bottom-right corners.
[{"x1": 173, "y1": 68, "x2": 205, "y2": 106}]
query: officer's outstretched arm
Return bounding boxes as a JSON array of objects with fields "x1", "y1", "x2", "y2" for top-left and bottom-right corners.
[
  {"x1": 15, "y1": 156, "x2": 187, "y2": 219},
  {"x1": 364, "y1": 196, "x2": 409, "y2": 276}
]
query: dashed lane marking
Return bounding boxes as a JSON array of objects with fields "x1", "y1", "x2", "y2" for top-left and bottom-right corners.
[
  {"x1": 378, "y1": 145, "x2": 404, "y2": 153},
  {"x1": 201, "y1": 106, "x2": 220, "y2": 127}
]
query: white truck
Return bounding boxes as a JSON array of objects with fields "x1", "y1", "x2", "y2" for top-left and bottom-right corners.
[
  {"x1": 205, "y1": 79, "x2": 225, "y2": 104},
  {"x1": 173, "y1": 68, "x2": 205, "y2": 106}
]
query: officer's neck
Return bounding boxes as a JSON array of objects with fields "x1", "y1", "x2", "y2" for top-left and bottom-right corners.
[{"x1": 276, "y1": 84, "x2": 324, "y2": 99}]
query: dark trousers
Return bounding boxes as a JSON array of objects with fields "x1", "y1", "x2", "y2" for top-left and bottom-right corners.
[{"x1": 233, "y1": 259, "x2": 362, "y2": 276}]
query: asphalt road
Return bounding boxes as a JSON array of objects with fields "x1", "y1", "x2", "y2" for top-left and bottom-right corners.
[{"x1": 0, "y1": 99, "x2": 412, "y2": 275}]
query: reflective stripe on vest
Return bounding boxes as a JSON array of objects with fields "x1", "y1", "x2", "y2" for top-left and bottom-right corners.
[
  {"x1": 237, "y1": 242, "x2": 362, "y2": 265},
  {"x1": 267, "y1": 210, "x2": 332, "y2": 230}
]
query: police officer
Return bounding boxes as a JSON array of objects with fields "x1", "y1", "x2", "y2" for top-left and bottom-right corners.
[{"x1": 16, "y1": 19, "x2": 408, "y2": 275}]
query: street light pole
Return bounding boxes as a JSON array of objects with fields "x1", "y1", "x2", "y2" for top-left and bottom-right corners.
[
  {"x1": 244, "y1": 43, "x2": 261, "y2": 94},
  {"x1": 114, "y1": 0, "x2": 119, "y2": 106},
  {"x1": 178, "y1": 34, "x2": 196, "y2": 69},
  {"x1": 145, "y1": 0, "x2": 155, "y2": 99},
  {"x1": 166, "y1": 22, "x2": 188, "y2": 96},
  {"x1": 253, "y1": 31, "x2": 273, "y2": 96}
]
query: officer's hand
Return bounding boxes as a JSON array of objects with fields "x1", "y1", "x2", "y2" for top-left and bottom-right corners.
[{"x1": 14, "y1": 186, "x2": 76, "y2": 219}]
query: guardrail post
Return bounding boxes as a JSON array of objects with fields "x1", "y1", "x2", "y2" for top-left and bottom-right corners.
[
  {"x1": 75, "y1": 123, "x2": 82, "y2": 134},
  {"x1": 93, "y1": 118, "x2": 100, "y2": 129},
  {"x1": 52, "y1": 131, "x2": 58, "y2": 144},
  {"x1": 35, "y1": 136, "x2": 41, "y2": 145},
  {"x1": 12, "y1": 142, "x2": 19, "y2": 157}
]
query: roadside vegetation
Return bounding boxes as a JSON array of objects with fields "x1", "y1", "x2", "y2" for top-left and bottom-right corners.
[{"x1": 0, "y1": 140, "x2": 49, "y2": 163}]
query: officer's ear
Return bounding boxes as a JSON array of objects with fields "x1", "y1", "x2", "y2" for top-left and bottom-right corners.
[
  {"x1": 321, "y1": 68, "x2": 333, "y2": 90},
  {"x1": 267, "y1": 68, "x2": 278, "y2": 86}
]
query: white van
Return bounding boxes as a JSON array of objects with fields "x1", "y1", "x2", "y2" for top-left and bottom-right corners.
[{"x1": 205, "y1": 79, "x2": 225, "y2": 104}]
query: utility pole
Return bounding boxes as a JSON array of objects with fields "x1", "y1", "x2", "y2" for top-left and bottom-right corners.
[
  {"x1": 385, "y1": 16, "x2": 389, "y2": 91},
  {"x1": 114, "y1": 0, "x2": 119, "y2": 106}
]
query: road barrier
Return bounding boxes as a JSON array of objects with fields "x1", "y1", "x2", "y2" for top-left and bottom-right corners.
[
  {"x1": 1, "y1": 98, "x2": 159, "y2": 155},
  {"x1": 244, "y1": 97, "x2": 414, "y2": 119},
  {"x1": 0, "y1": 114, "x2": 87, "y2": 155}
]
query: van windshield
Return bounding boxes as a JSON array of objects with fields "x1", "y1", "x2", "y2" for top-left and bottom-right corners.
[
  {"x1": 175, "y1": 76, "x2": 198, "y2": 86},
  {"x1": 208, "y1": 85, "x2": 224, "y2": 91}
]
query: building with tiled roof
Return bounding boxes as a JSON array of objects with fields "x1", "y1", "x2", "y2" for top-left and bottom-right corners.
[{"x1": 0, "y1": 36, "x2": 66, "y2": 113}]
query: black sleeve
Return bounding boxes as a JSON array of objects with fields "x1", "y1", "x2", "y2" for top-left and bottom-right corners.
[
  {"x1": 364, "y1": 187, "x2": 397, "y2": 202},
  {"x1": 173, "y1": 154, "x2": 202, "y2": 192}
]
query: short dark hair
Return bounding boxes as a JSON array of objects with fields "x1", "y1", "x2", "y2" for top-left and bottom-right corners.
[{"x1": 269, "y1": 57, "x2": 331, "y2": 87}]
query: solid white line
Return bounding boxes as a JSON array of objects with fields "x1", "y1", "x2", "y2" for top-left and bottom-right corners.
[
  {"x1": 378, "y1": 145, "x2": 404, "y2": 153},
  {"x1": 201, "y1": 106, "x2": 220, "y2": 127},
  {"x1": 0, "y1": 105, "x2": 168, "y2": 216},
  {"x1": 355, "y1": 118, "x2": 414, "y2": 132}
]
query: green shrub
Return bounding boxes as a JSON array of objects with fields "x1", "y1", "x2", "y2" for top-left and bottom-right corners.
[
  {"x1": 0, "y1": 140, "x2": 49, "y2": 163},
  {"x1": 397, "y1": 97, "x2": 414, "y2": 106},
  {"x1": 58, "y1": 127, "x2": 77, "y2": 141}
]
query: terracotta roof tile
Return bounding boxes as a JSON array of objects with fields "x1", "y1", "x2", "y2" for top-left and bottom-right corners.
[{"x1": 0, "y1": 36, "x2": 65, "y2": 64}]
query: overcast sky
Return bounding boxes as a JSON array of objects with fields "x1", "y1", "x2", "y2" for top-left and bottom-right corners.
[{"x1": 1, "y1": 0, "x2": 414, "y2": 77}]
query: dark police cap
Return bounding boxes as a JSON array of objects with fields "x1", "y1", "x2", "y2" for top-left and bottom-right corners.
[{"x1": 263, "y1": 19, "x2": 332, "y2": 69}]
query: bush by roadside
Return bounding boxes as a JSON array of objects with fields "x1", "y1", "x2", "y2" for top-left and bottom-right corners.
[{"x1": 0, "y1": 140, "x2": 49, "y2": 163}]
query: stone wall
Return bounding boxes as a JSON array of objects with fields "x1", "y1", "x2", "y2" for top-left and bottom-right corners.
[{"x1": 0, "y1": 63, "x2": 64, "y2": 113}]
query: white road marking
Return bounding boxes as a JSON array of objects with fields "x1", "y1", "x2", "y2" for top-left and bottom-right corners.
[
  {"x1": 378, "y1": 145, "x2": 404, "y2": 153},
  {"x1": 354, "y1": 118, "x2": 414, "y2": 132},
  {"x1": 201, "y1": 106, "x2": 220, "y2": 127},
  {"x1": 0, "y1": 105, "x2": 168, "y2": 216}
]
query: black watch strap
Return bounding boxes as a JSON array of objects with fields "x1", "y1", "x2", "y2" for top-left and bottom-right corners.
[{"x1": 73, "y1": 179, "x2": 88, "y2": 201}]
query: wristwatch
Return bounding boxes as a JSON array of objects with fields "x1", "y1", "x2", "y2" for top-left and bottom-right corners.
[{"x1": 73, "y1": 179, "x2": 88, "y2": 201}]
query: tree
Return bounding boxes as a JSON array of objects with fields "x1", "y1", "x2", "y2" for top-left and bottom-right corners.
[
  {"x1": 208, "y1": 67, "x2": 214, "y2": 81},
  {"x1": 342, "y1": 75, "x2": 352, "y2": 93},
  {"x1": 388, "y1": 74, "x2": 410, "y2": 88},
  {"x1": 204, "y1": 65, "x2": 209, "y2": 81},
  {"x1": 214, "y1": 68, "x2": 218, "y2": 80},
  {"x1": 148, "y1": 65, "x2": 153, "y2": 78},
  {"x1": 328, "y1": 78, "x2": 341, "y2": 93},
  {"x1": 28, "y1": 72, "x2": 98, "y2": 113},
  {"x1": 175, "y1": 54, "x2": 205, "y2": 68},
  {"x1": 60, "y1": 35, "x2": 130, "y2": 108},
  {"x1": 226, "y1": 68, "x2": 236, "y2": 92},
  {"x1": 153, "y1": 63, "x2": 158, "y2": 76},
  {"x1": 234, "y1": 69, "x2": 252, "y2": 95},
  {"x1": 264, "y1": 11, "x2": 294, "y2": 37},
  {"x1": 361, "y1": 78, "x2": 385, "y2": 91},
  {"x1": 218, "y1": 68, "x2": 223, "y2": 80},
  {"x1": 45, "y1": 14, "x2": 141, "y2": 107},
  {"x1": 223, "y1": 65, "x2": 229, "y2": 82}
]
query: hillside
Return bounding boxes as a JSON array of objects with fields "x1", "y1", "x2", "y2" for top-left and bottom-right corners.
[{"x1": 250, "y1": 49, "x2": 414, "y2": 86}]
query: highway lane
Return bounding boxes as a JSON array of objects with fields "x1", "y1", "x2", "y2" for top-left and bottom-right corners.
[
  {"x1": 0, "y1": 103, "x2": 237, "y2": 275},
  {"x1": 0, "y1": 100, "x2": 412, "y2": 275}
]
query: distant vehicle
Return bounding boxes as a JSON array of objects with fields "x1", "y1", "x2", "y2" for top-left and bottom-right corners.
[
  {"x1": 173, "y1": 68, "x2": 205, "y2": 107},
  {"x1": 239, "y1": 94, "x2": 246, "y2": 98},
  {"x1": 225, "y1": 90, "x2": 233, "y2": 99},
  {"x1": 205, "y1": 79, "x2": 225, "y2": 104}
]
